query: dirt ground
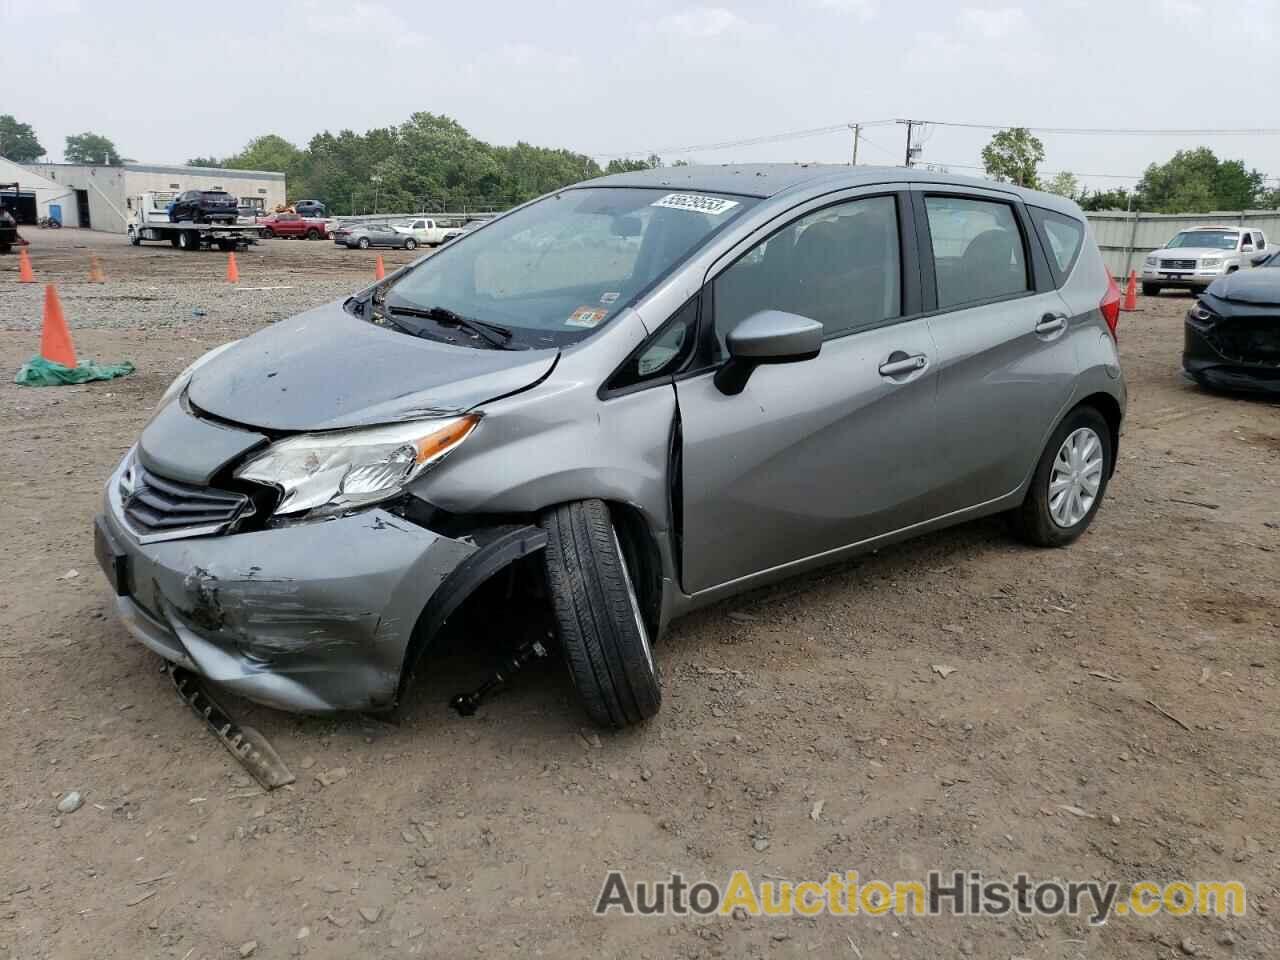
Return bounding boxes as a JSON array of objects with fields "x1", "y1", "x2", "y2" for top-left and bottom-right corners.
[{"x1": 0, "y1": 230, "x2": 1277, "y2": 960}]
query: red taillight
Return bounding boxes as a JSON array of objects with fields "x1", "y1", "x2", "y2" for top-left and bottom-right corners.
[{"x1": 1100, "y1": 273, "x2": 1121, "y2": 339}]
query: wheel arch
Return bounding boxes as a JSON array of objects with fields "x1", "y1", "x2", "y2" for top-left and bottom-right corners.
[{"x1": 1075, "y1": 391, "x2": 1123, "y2": 476}]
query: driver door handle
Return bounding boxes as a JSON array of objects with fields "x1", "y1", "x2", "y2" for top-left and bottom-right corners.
[
  {"x1": 1035, "y1": 313, "x2": 1067, "y2": 335},
  {"x1": 878, "y1": 354, "x2": 928, "y2": 377}
]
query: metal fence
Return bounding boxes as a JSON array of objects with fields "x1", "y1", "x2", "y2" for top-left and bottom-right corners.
[{"x1": 1086, "y1": 210, "x2": 1280, "y2": 277}]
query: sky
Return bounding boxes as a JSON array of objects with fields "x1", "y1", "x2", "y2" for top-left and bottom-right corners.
[{"x1": 3, "y1": 0, "x2": 1279, "y2": 194}]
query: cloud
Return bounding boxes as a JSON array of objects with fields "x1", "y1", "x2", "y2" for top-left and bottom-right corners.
[
  {"x1": 957, "y1": 6, "x2": 1029, "y2": 39},
  {"x1": 812, "y1": 0, "x2": 878, "y2": 20},
  {"x1": 496, "y1": 42, "x2": 581, "y2": 73},
  {"x1": 907, "y1": 6, "x2": 1045, "y2": 70},
  {"x1": 656, "y1": 6, "x2": 753, "y2": 38},
  {"x1": 302, "y1": 1, "x2": 427, "y2": 48}
]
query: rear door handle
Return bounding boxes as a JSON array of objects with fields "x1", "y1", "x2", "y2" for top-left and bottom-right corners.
[
  {"x1": 1035, "y1": 313, "x2": 1067, "y2": 335},
  {"x1": 878, "y1": 353, "x2": 928, "y2": 377}
]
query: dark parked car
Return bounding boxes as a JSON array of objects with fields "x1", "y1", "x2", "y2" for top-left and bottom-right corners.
[
  {"x1": 170, "y1": 190, "x2": 238, "y2": 224},
  {"x1": 294, "y1": 200, "x2": 327, "y2": 218},
  {"x1": 1184, "y1": 251, "x2": 1280, "y2": 395},
  {"x1": 336, "y1": 223, "x2": 418, "y2": 250}
]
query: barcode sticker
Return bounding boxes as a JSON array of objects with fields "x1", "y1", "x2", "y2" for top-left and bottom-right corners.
[{"x1": 651, "y1": 193, "x2": 740, "y2": 216}]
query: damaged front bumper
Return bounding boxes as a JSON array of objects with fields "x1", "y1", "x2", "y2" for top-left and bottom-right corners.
[
  {"x1": 97, "y1": 455, "x2": 477, "y2": 713},
  {"x1": 1183, "y1": 312, "x2": 1280, "y2": 396}
]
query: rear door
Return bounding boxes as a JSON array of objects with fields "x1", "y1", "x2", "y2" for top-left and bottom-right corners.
[
  {"x1": 913, "y1": 186, "x2": 1078, "y2": 518},
  {"x1": 675, "y1": 188, "x2": 941, "y2": 595}
]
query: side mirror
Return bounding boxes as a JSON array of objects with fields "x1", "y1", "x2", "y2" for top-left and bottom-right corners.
[{"x1": 714, "y1": 310, "x2": 823, "y2": 395}]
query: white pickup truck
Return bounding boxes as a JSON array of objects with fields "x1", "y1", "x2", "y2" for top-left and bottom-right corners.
[
  {"x1": 1141, "y1": 224, "x2": 1271, "y2": 295},
  {"x1": 392, "y1": 217, "x2": 453, "y2": 247}
]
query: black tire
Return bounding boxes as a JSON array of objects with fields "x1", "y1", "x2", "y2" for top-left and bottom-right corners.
[
  {"x1": 404, "y1": 238, "x2": 417, "y2": 250},
  {"x1": 306, "y1": 228, "x2": 321, "y2": 240},
  {"x1": 128, "y1": 228, "x2": 141, "y2": 247},
  {"x1": 178, "y1": 230, "x2": 200, "y2": 251},
  {"x1": 1010, "y1": 405, "x2": 1113, "y2": 548},
  {"x1": 1141, "y1": 283, "x2": 1160, "y2": 296},
  {"x1": 542, "y1": 500, "x2": 661, "y2": 728},
  {"x1": 358, "y1": 237, "x2": 370, "y2": 250}
]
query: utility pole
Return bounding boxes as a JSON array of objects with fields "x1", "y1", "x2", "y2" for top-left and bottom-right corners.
[
  {"x1": 900, "y1": 119, "x2": 916, "y2": 167},
  {"x1": 849, "y1": 123, "x2": 860, "y2": 165}
]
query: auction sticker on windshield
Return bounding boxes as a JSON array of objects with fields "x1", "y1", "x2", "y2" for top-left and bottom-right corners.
[{"x1": 651, "y1": 193, "x2": 740, "y2": 216}]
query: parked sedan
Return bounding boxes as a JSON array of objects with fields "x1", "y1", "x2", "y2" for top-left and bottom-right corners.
[
  {"x1": 1184, "y1": 252, "x2": 1280, "y2": 395},
  {"x1": 335, "y1": 223, "x2": 419, "y2": 250},
  {"x1": 95, "y1": 165, "x2": 1124, "y2": 726}
]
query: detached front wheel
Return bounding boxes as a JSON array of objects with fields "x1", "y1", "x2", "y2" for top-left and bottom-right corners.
[{"x1": 542, "y1": 500, "x2": 661, "y2": 728}]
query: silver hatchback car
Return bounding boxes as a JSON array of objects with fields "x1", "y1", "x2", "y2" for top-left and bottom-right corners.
[{"x1": 95, "y1": 165, "x2": 1126, "y2": 726}]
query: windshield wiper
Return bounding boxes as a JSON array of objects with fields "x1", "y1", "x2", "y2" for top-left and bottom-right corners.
[{"x1": 389, "y1": 305, "x2": 516, "y2": 349}]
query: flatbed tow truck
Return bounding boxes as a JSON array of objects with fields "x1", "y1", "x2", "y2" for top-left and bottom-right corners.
[{"x1": 126, "y1": 192, "x2": 265, "y2": 251}]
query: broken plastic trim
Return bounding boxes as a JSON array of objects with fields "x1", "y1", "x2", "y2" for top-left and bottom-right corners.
[
  {"x1": 165, "y1": 661, "x2": 296, "y2": 790},
  {"x1": 397, "y1": 523, "x2": 548, "y2": 702}
]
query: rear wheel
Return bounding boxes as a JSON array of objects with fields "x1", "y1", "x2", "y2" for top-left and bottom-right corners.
[
  {"x1": 542, "y1": 500, "x2": 661, "y2": 728},
  {"x1": 177, "y1": 230, "x2": 200, "y2": 251},
  {"x1": 358, "y1": 237, "x2": 370, "y2": 250},
  {"x1": 306, "y1": 228, "x2": 320, "y2": 240},
  {"x1": 1010, "y1": 406, "x2": 1112, "y2": 548},
  {"x1": 1141, "y1": 283, "x2": 1160, "y2": 296},
  {"x1": 262, "y1": 227, "x2": 275, "y2": 239},
  {"x1": 404, "y1": 238, "x2": 418, "y2": 250}
]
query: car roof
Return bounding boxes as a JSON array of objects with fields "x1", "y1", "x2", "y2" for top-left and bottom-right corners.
[
  {"x1": 1183, "y1": 224, "x2": 1238, "y2": 231},
  {"x1": 582, "y1": 163, "x2": 1085, "y2": 216}
]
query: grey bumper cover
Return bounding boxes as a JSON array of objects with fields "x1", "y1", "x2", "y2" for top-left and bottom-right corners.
[{"x1": 101, "y1": 459, "x2": 476, "y2": 713}]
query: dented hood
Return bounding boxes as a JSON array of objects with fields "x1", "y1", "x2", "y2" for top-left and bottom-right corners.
[
  {"x1": 187, "y1": 302, "x2": 559, "y2": 431},
  {"x1": 1205, "y1": 269, "x2": 1280, "y2": 307}
]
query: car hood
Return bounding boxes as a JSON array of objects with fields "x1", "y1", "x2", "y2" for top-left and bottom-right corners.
[
  {"x1": 1152, "y1": 246, "x2": 1232, "y2": 259},
  {"x1": 1204, "y1": 269, "x2": 1280, "y2": 307},
  {"x1": 186, "y1": 301, "x2": 559, "y2": 432}
]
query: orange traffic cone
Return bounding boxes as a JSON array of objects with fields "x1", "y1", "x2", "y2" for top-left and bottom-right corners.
[
  {"x1": 1122, "y1": 270, "x2": 1138, "y2": 311},
  {"x1": 226, "y1": 251, "x2": 240, "y2": 284},
  {"x1": 18, "y1": 248, "x2": 35, "y2": 283},
  {"x1": 88, "y1": 255, "x2": 106, "y2": 283},
  {"x1": 40, "y1": 284, "x2": 77, "y2": 367},
  {"x1": 375, "y1": 255, "x2": 386, "y2": 281}
]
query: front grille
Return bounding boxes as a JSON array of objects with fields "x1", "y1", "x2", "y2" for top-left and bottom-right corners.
[
  {"x1": 1161, "y1": 258, "x2": 1197, "y2": 270},
  {"x1": 121, "y1": 461, "x2": 252, "y2": 536}
]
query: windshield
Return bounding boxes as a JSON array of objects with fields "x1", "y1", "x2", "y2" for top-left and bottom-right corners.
[
  {"x1": 1167, "y1": 230, "x2": 1238, "y2": 251},
  {"x1": 380, "y1": 187, "x2": 756, "y2": 347}
]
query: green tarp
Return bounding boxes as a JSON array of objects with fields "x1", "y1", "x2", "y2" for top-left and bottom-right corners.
[{"x1": 15, "y1": 356, "x2": 135, "y2": 387}]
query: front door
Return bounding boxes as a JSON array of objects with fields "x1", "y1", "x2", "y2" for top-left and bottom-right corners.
[{"x1": 676, "y1": 191, "x2": 939, "y2": 595}]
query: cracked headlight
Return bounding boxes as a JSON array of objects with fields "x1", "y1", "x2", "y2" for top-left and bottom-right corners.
[{"x1": 235, "y1": 415, "x2": 480, "y2": 516}]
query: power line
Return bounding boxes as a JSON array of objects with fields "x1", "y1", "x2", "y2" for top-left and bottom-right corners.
[
  {"x1": 591, "y1": 119, "x2": 897, "y2": 159},
  {"x1": 913, "y1": 120, "x2": 1280, "y2": 137}
]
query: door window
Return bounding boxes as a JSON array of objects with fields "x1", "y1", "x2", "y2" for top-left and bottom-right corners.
[
  {"x1": 1028, "y1": 206, "x2": 1085, "y2": 285},
  {"x1": 925, "y1": 196, "x2": 1030, "y2": 308},
  {"x1": 713, "y1": 195, "x2": 901, "y2": 354}
]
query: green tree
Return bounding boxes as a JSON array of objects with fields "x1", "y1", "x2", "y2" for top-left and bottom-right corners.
[
  {"x1": 186, "y1": 156, "x2": 222, "y2": 168},
  {"x1": 0, "y1": 115, "x2": 44, "y2": 162},
  {"x1": 64, "y1": 132, "x2": 122, "y2": 165},
  {"x1": 223, "y1": 134, "x2": 303, "y2": 175},
  {"x1": 980, "y1": 127, "x2": 1044, "y2": 188},
  {"x1": 1044, "y1": 171, "x2": 1080, "y2": 200},
  {"x1": 1135, "y1": 147, "x2": 1264, "y2": 213},
  {"x1": 1078, "y1": 187, "x2": 1132, "y2": 212}
]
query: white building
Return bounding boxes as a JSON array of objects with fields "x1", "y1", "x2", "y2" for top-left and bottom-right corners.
[
  {"x1": 0, "y1": 156, "x2": 78, "y2": 225},
  {"x1": 23, "y1": 161, "x2": 287, "y2": 233}
]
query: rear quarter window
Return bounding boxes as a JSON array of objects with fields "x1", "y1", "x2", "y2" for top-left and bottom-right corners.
[{"x1": 1029, "y1": 206, "x2": 1085, "y2": 285}]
